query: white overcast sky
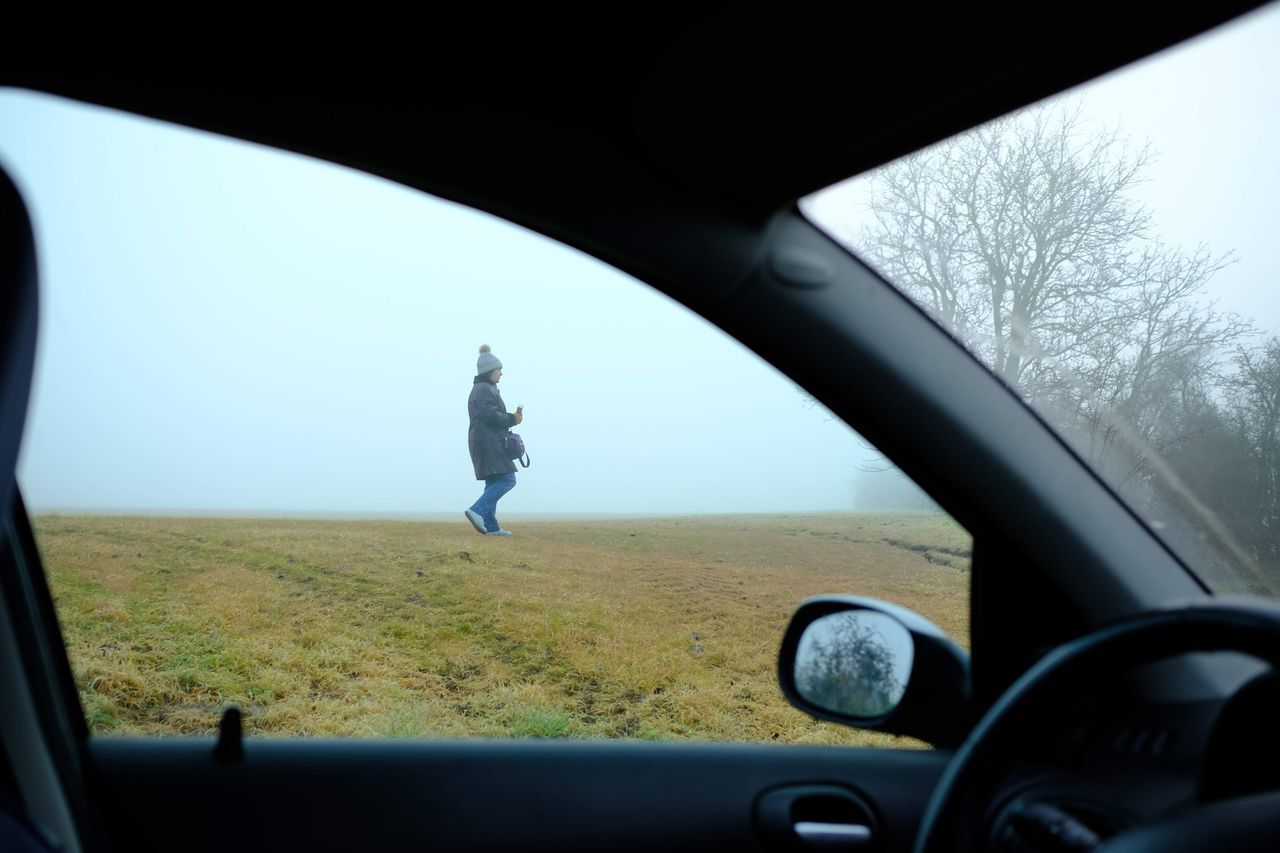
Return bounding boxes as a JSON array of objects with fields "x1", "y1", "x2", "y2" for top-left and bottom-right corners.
[
  {"x1": 0, "y1": 86, "x2": 871, "y2": 515},
  {"x1": 1, "y1": 3, "x2": 1277, "y2": 516}
]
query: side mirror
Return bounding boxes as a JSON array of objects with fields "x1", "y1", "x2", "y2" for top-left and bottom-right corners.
[{"x1": 778, "y1": 596, "x2": 970, "y2": 747}]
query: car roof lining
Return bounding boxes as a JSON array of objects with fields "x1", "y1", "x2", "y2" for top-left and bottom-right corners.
[{"x1": 2, "y1": 5, "x2": 1268, "y2": 226}]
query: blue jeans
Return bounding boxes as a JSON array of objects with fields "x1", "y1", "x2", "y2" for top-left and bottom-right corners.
[{"x1": 469, "y1": 473, "x2": 516, "y2": 532}]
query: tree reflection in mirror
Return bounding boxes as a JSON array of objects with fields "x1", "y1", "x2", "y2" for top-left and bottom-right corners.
[{"x1": 794, "y1": 610, "x2": 913, "y2": 719}]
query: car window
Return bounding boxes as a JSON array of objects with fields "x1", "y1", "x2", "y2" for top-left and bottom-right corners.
[
  {"x1": 0, "y1": 89, "x2": 970, "y2": 744},
  {"x1": 803, "y1": 3, "x2": 1280, "y2": 597}
]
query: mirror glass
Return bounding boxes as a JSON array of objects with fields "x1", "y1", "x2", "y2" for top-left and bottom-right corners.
[{"x1": 794, "y1": 609, "x2": 913, "y2": 718}]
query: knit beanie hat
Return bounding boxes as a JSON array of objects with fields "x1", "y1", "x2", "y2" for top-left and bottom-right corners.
[{"x1": 476, "y1": 344, "x2": 503, "y2": 376}]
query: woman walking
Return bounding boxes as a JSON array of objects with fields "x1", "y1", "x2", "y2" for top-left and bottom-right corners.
[{"x1": 465, "y1": 345, "x2": 524, "y2": 536}]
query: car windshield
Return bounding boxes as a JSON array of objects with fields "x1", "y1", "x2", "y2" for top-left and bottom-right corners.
[{"x1": 802, "y1": 3, "x2": 1280, "y2": 596}]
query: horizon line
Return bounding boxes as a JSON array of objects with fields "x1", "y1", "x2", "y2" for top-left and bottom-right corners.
[{"x1": 27, "y1": 506, "x2": 939, "y2": 521}]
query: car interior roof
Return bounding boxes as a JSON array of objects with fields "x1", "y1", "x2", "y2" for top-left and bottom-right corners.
[{"x1": 2, "y1": 4, "x2": 1268, "y2": 233}]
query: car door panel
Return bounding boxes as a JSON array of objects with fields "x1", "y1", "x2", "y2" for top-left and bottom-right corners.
[{"x1": 89, "y1": 738, "x2": 947, "y2": 852}]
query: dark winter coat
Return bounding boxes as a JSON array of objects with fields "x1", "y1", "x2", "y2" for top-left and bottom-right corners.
[{"x1": 468, "y1": 377, "x2": 517, "y2": 479}]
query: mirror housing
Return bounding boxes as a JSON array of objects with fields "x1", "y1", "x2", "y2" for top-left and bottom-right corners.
[{"x1": 778, "y1": 595, "x2": 971, "y2": 747}]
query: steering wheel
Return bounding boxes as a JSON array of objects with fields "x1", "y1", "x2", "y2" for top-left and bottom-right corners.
[{"x1": 913, "y1": 601, "x2": 1280, "y2": 853}]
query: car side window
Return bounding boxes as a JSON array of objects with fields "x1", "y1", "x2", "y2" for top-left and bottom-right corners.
[{"x1": 0, "y1": 88, "x2": 971, "y2": 744}]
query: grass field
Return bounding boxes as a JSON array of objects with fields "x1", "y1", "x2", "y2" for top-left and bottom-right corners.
[{"x1": 34, "y1": 512, "x2": 969, "y2": 746}]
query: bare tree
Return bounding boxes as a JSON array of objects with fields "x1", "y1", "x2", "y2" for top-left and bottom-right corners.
[
  {"x1": 1226, "y1": 340, "x2": 1280, "y2": 563},
  {"x1": 812, "y1": 103, "x2": 1280, "y2": 583},
  {"x1": 854, "y1": 104, "x2": 1245, "y2": 478},
  {"x1": 863, "y1": 107, "x2": 1152, "y2": 386},
  {"x1": 1065, "y1": 246, "x2": 1246, "y2": 480}
]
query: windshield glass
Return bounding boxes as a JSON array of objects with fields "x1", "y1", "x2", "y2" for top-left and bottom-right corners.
[{"x1": 802, "y1": 3, "x2": 1280, "y2": 596}]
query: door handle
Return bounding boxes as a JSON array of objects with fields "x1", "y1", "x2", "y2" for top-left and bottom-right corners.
[
  {"x1": 755, "y1": 784, "x2": 878, "y2": 850},
  {"x1": 794, "y1": 820, "x2": 874, "y2": 846}
]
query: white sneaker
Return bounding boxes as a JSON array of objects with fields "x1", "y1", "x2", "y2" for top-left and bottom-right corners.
[
  {"x1": 485, "y1": 528, "x2": 513, "y2": 536},
  {"x1": 464, "y1": 509, "x2": 486, "y2": 534}
]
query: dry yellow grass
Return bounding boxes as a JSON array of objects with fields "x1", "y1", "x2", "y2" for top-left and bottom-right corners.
[{"x1": 34, "y1": 513, "x2": 969, "y2": 746}]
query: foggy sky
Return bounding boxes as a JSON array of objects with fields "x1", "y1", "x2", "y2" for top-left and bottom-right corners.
[{"x1": 0, "y1": 89, "x2": 875, "y2": 515}]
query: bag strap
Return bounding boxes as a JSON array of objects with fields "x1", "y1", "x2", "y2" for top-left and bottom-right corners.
[{"x1": 516, "y1": 452, "x2": 530, "y2": 468}]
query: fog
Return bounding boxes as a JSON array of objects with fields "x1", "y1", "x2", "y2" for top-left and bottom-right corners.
[{"x1": 0, "y1": 89, "x2": 912, "y2": 517}]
